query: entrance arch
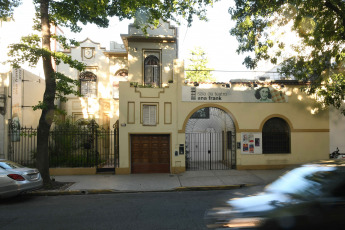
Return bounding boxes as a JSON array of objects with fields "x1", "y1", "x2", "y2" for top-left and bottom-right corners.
[{"x1": 185, "y1": 107, "x2": 236, "y2": 170}]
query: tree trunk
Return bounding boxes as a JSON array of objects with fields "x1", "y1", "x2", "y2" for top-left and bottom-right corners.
[{"x1": 36, "y1": 0, "x2": 55, "y2": 186}]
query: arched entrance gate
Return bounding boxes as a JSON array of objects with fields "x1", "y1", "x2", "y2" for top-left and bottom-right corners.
[{"x1": 185, "y1": 107, "x2": 236, "y2": 170}]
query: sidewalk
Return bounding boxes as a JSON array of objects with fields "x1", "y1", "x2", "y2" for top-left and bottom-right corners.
[{"x1": 31, "y1": 169, "x2": 288, "y2": 195}]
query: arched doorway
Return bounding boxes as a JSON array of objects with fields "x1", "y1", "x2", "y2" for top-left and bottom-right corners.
[{"x1": 185, "y1": 107, "x2": 236, "y2": 170}]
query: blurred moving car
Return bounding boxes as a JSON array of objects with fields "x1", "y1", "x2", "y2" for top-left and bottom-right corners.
[
  {"x1": 206, "y1": 160, "x2": 345, "y2": 229},
  {"x1": 0, "y1": 159, "x2": 43, "y2": 198}
]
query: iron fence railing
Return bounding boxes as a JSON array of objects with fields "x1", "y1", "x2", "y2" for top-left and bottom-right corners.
[
  {"x1": 8, "y1": 121, "x2": 119, "y2": 170},
  {"x1": 8, "y1": 126, "x2": 37, "y2": 167},
  {"x1": 185, "y1": 132, "x2": 233, "y2": 170}
]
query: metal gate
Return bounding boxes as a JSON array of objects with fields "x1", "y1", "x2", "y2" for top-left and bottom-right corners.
[
  {"x1": 8, "y1": 119, "x2": 119, "y2": 173},
  {"x1": 185, "y1": 107, "x2": 236, "y2": 170},
  {"x1": 95, "y1": 120, "x2": 119, "y2": 173}
]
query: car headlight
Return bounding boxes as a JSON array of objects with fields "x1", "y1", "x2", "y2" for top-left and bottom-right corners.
[{"x1": 225, "y1": 217, "x2": 266, "y2": 228}]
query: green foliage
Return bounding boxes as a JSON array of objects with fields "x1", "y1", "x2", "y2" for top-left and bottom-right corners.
[
  {"x1": 55, "y1": 72, "x2": 81, "y2": 102},
  {"x1": 8, "y1": 34, "x2": 85, "y2": 71},
  {"x1": 185, "y1": 46, "x2": 215, "y2": 82},
  {"x1": 230, "y1": 0, "x2": 345, "y2": 114},
  {"x1": 8, "y1": 34, "x2": 84, "y2": 110},
  {"x1": 28, "y1": 117, "x2": 104, "y2": 167},
  {"x1": 36, "y1": 0, "x2": 218, "y2": 33},
  {"x1": 3, "y1": 0, "x2": 217, "y2": 181},
  {"x1": 51, "y1": 35, "x2": 80, "y2": 50},
  {"x1": 7, "y1": 34, "x2": 43, "y2": 68},
  {"x1": 5, "y1": 0, "x2": 219, "y2": 110},
  {"x1": 138, "y1": 84, "x2": 154, "y2": 88},
  {"x1": 0, "y1": 0, "x2": 21, "y2": 20},
  {"x1": 130, "y1": 82, "x2": 139, "y2": 87},
  {"x1": 49, "y1": 117, "x2": 100, "y2": 167}
]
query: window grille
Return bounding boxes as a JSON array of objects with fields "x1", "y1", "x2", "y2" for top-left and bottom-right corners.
[
  {"x1": 115, "y1": 69, "x2": 128, "y2": 77},
  {"x1": 262, "y1": 117, "x2": 290, "y2": 153},
  {"x1": 190, "y1": 107, "x2": 210, "y2": 119},
  {"x1": 80, "y1": 71, "x2": 97, "y2": 97},
  {"x1": 144, "y1": 55, "x2": 160, "y2": 86}
]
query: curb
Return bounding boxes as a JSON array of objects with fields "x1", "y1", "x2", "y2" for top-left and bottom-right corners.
[
  {"x1": 28, "y1": 184, "x2": 256, "y2": 196},
  {"x1": 174, "y1": 184, "x2": 253, "y2": 191},
  {"x1": 29, "y1": 189, "x2": 120, "y2": 196}
]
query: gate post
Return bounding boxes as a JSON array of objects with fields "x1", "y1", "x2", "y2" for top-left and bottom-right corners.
[{"x1": 113, "y1": 120, "x2": 119, "y2": 169}]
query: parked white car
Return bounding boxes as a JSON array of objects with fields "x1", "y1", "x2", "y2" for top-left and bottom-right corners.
[{"x1": 0, "y1": 159, "x2": 43, "y2": 198}]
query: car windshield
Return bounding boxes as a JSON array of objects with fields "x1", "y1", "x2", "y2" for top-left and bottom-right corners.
[
  {"x1": 265, "y1": 165, "x2": 338, "y2": 198},
  {"x1": 0, "y1": 160, "x2": 25, "y2": 169}
]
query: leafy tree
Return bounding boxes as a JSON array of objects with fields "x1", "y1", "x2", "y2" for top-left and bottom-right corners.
[
  {"x1": 229, "y1": 0, "x2": 345, "y2": 114},
  {"x1": 1, "y1": 0, "x2": 217, "y2": 185},
  {"x1": 185, "y1": 46, "x2": 215, "y2": 82},
  {"x1": 0, "y1": 0, "x2": 20, "y2": 20}
]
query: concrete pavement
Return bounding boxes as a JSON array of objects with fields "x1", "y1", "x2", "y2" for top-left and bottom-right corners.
[{"x1": 31, "y1": 169, "x2": 288, "y2": 195}]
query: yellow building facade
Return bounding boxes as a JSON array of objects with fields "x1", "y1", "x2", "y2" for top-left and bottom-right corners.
[
  {"x1": 58, "y1": 21, "x2": 329, "y2": 175},
  {"x1": 119, "y1": 66, "x2": 329, "y2": 173}
]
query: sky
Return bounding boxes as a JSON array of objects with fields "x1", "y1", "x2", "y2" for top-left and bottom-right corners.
[{"x1": 1, "y1": 0, "x2": 277, "y2": 81}]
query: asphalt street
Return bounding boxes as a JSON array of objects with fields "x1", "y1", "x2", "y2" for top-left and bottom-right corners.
[{"x1": 0, "y1": 185, "x2": 265, "y2": 230}]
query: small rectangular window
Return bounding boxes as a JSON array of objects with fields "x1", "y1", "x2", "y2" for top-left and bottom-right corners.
[{"x1": 143, "y1": 105, "x2": 157, "y2": 125}]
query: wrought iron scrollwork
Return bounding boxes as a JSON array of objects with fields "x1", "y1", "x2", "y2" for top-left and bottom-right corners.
[{"x1": 113, "y1": 120, "x2": 119, "y2": 129}]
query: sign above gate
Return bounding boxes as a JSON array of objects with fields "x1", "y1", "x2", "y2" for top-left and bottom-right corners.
[{"x1": 182, "y1": 86, "x2": 288, "y2": 103}]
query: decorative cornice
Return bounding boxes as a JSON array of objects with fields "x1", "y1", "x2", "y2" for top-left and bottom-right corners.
[
  {"x1": 103, "y1": 51, "x2": 127, "y2": 57},
  {"x1": 183, "y1": 80, "x2": 310, "y2": 86},
  {"x1": 134, "y1": 87, "x2": 166, "y2": 98}
]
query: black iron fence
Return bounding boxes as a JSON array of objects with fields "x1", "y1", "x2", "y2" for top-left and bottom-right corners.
[
  {"x1": 8, "y1": 120, "x2": 119, "y2": 171},
  {"x1": 8, "y1": 126, "x2": 37, "y2": 167}
]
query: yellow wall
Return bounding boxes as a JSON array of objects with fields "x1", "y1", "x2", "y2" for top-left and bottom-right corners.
[
  {"x1": 127, "y1": 42, "x2": 176, "y2": 84},
  {"x1": 237, "y1": 132, "x2": 329, "y2": 168},
  {"x1": 118, "y1": 81, "x2": 179, "y2": 169},
  {"x1": 119, "y1": 58, "x2": 329, "y2": 172},
  {"x1": 57, "y1": 22, "x2": 330, "y2": 173}
]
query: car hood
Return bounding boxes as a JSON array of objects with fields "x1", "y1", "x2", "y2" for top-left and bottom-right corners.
[{"x1": 227, "y1": 192, "x2": 298, "y2": 213}]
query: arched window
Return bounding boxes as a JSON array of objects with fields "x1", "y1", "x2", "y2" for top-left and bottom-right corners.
[
  {"x1": 144, "y1": 55, "x2": 160, "y2": 86},
  {"x1": 262, "y1": 117, "x2": 290, "y2": 153},
  {"x1": 80, "y1": 71, "x2": 97, "y2": 97},
  {"x1": 115, "y1": 69, "x2": 128, "y2": 77},
  {"x1": 113, "y1": 69, "x2": 128, "y2": 99}
]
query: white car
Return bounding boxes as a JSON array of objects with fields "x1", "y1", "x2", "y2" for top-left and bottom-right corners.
[{"x1": 0, "y1": 159, "x2": 43, "y2": 198}]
